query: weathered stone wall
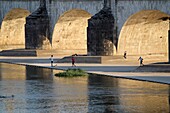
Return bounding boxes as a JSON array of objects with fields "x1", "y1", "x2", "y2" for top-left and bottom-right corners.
[
  {"x1": 118, "y1": 10, "x2": 169, "y2": 55},
  {"x1": 0, "y1": 8, "x2": 30, "y2": 50},
  {"x1": 52, "y1": 9, "x2": 91, "y2": 54},
  {"x1": 25, "y1": 0, "x2": 51, "y2": 49},
  {"x1": 87, "y1": 7, "x2": 114, "y2": 56},
  {"x1": 0, "y1": 0, "x2": 170, "y2": 39},
  {"x1": 0, "y1": 0, "x2": 39, "y2": 26},
  {"x1": 0, "y1": 0, "x2": 103, "y2": 51},
  {"x1": 0, "y1": 0, "x2": 170, "y2": 55},
  {"x1": 118, "y1": 79, "x2": 169, "y2": 113},
  {"x1": 0, "y1": 0, "x2": 103, "y2": 35},
  {"x1": 115, "y1": 0, "x2": 170, "y2": 38},
  {"x1": 47, "y1": 0, "x2": 103, "y2": 34}
]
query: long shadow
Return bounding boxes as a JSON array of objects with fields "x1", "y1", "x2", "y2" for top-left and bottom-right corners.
[
  {"x1": 57, "y1": 61, "x2": 170, "y2": 73},
  {"x1": 134, "y1": 62, "x2": 170, "y2": 73},
  {"x1": 0, "y1": 58, "x2": 60, "y2": 64},
  {"x1": 57, "y1": 65, "x2": 138, "y2": 72},
  {"x1": 151, "y1": 62, "x2": 170, "y2": 64}
]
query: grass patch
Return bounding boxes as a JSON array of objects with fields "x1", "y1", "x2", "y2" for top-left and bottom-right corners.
[{"x1": 55, "y1": 68, "x2": 89, "y2": 77}]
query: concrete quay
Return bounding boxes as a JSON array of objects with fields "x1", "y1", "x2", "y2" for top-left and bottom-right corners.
[{"x1": 0, "y1": 56, "x2": 170, "y2": 85}]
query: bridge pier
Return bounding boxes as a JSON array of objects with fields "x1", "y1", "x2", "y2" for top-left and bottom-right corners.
[
  {"x1": 87, "y1": 0, "x2": 115, "y2": 56},
  {"x1": 25, "y1": 0, "x2": 51, "y2": 49}
]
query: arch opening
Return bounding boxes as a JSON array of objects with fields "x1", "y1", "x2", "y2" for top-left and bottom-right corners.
[
  {"x1": 118, "y1": 10, "x2": 170, "y2": 58},
  {"x1": 52, "y1": 9, "x2": 92, "y2": 55},
  {"x1": 0, "y1": 8, "x2": 30, "y2": 50}
]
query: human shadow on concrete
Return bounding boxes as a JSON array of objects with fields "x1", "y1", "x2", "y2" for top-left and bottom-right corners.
[{"x1": 134, "y1": 62, "x2": 170, "y2": 72}]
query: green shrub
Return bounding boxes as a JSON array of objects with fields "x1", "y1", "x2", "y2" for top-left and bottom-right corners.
[{"x1": 55, "y1": 68, "x2": 88, "y2": 77}]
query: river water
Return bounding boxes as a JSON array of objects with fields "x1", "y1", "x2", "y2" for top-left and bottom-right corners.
[{"x1": 0, "y1": 63, "x2": 169, "y2": 113}]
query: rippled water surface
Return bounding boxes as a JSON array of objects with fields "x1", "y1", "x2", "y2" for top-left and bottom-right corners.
[{"x1": 0, "y1": 63, "x2": 169, "y2": 113}]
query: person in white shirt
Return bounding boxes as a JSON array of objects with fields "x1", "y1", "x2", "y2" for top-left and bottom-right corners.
[
  {"x1": 138, "y1": 56, "x2": 144, "y2": 66},
  {"x1": 50, "y1": 55, "x2": 54, "y2": 67}
]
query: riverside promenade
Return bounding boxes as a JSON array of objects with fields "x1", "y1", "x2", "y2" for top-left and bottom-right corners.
[{"x1": 0, "y1": 56, "x2": 170, "y2": 85}]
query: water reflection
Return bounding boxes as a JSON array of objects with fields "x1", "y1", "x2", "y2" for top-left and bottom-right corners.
[
  {"x1": 88, "y1": 74, "x2": 170, "y2": 113},
  {"x1": 26, "y1": 66, "x2": 53, "y2": 80},
  {"x1": 0, "y1": 63, "x2": 56, "y2": 113},
  {"x1": 0, "y1": 63, "x2": 169, "y2": 113},
  {"x1": 0, "y1": 63, "x2": 26, "y2": 80},
  {"x1": 0, "y1": 63, "x2": 54, "y2": 80},
  {"x1": 24, "y1": 80, "x2": 56, "y2": 113},
  {"x1": 88, "y1": 75, "x2": 120, "y2": 113},
  {"x1": 0, "y1": 63, "x2": 88, "y2": 113}
]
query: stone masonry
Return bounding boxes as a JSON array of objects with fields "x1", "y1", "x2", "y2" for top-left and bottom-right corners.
[
  {"x1": 52, "y1": 9, "x2": 91, "y2": 55},
  {"x1": 0, "y1": 8, "x2": 30, "y2": 50},
  {"x1": 118, "y1": 10, "x2": 170, "y2": 56},
  {"x1": 87, "y1": 1, "x2": 114, "y2": 56},
  {"x1": 0, "y1": 0, "x2": 170, "y2": 57},
  {"x1": 25, "y1": 0, "x2": 50, "y2": 49}
]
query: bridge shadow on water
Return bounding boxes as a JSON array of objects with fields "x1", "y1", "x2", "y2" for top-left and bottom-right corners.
[{"x1": 0, "y1": 63, "x2": 169, "y2": 113}]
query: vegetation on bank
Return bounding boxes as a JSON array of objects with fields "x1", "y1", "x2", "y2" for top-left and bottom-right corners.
[{"x1": 55, "y1": 68, "x2": 89, "y2": 77}]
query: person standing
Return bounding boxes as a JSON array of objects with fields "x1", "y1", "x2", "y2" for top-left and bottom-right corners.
[
  {"x1": 72, "y1": 55, "x2": 76, "y2": 67},
  {"x1": 50, "y1": 55, "x2": 54, "y2": 67},
  {"x1": 138, "y1": 56, "x2": 144, "y2": 66}
]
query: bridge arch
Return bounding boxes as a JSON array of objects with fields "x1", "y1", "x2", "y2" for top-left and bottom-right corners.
[
  {"x1": 52, "y1": 9, "x2": 91, "y2": 55},
  {"x1": 118, "y1": 10, "x2": 170, "y2": 56},
  {"x1": 0, "y1": 8, "x2": 30, "y2": 50}
]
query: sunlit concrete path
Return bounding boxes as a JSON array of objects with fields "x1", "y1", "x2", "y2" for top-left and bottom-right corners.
[{"x1": 0, "y1": 56, "x2": 170, "y2": 85}]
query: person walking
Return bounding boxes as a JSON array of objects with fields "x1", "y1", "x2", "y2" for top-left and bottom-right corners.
[
  {"x1": 123, "y1": 51, "x2": 127, "y2": 59},
  {"x1": 71, "y1": 55, "x2": 76, "y2": 67},
  {"x1": 138, "y1": 56, "x2": 144, "y2": 66}
]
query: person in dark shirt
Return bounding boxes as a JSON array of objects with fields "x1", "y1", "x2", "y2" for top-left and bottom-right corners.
[{"x1": 123, "y1": 51, "x2": 127, "y2": 59}]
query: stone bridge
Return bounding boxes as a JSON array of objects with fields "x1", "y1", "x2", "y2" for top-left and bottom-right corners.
[{"x1": 0, "y1": 0, "x2": 170, "y2": 57}]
